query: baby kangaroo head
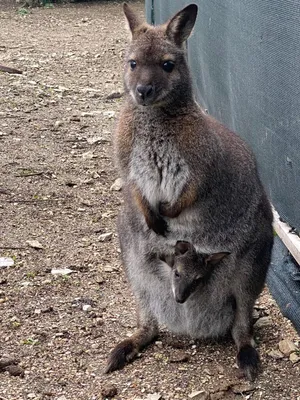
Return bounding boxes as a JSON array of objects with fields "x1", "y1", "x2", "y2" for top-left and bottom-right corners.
[
  {"x1": 169, "y1": 241, "x2": 230, "y2": 304},
  {"x1": 123, "y1": 3, "x2": 198, "y2": 107}
]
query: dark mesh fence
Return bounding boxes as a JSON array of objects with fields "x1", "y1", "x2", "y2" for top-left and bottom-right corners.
[{"x1": 146, "y1": 0, "x2": 300, "y2": 232}]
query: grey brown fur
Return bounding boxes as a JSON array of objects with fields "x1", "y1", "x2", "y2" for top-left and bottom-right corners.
[
  {"x1": 162, "y1": 241, "x2": 230, "y2": 304},
  {"x1": 105, "y1": 3, "x2": 274, "y2": 381}
]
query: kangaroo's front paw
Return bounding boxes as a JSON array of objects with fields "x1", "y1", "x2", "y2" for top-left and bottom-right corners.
[
  {"x1": 237, "y1": 345, "x2": 261, "y2": 381},
  {"x1": 159, "y1": 201, "x2": 181, "y2": 218},
  {"x1": 147, "y1": 212, "x2": 168, "y2": 236},
  {"x1": 105, "y1": 338, "x2": 138, "y2": 374}
]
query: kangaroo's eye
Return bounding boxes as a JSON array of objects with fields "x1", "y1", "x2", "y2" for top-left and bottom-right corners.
[
  {"x1": 162, "y1": 60, "x2": 175, "y2": 73},
  {"x1": 174, "y1": 270, "x2": 180, "y2": 278},
  {"x1": 129, "y1": 60, "x2": 137, "y2": 70}
]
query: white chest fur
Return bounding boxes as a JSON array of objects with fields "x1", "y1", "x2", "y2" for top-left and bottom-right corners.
[{"x1": 129, "y1": 137, "x2": 189, "y2": 208}]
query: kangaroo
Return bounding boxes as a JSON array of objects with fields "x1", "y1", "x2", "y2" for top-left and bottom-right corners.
[
  {"x1": 105, "y1": 3, "x2": 274, "y2": 381},
  {"x1": 162, "y1": 241, "x2": 230, "y2": 304}
]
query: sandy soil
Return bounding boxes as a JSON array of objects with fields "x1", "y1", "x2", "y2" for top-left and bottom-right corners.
[{"x1": 0, "y1": 1, "x2": 299, "y2": 399}]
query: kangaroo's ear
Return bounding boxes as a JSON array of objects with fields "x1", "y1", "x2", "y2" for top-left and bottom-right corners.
[
  {"x1": 175, "y1": 241, "x2": 193, "y2": 256},
  {"x1": 123, "y1": 3, "x2": 143, "y2": 34},
  {"x1": 205, "y1": 252, "x2": 230, "y2": 266},
  {"x1": 166, "y1": 4, "x2": 198, "y2": 46}
]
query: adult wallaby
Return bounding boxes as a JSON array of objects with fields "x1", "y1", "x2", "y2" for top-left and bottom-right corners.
[
  {"x1": 162, "y1": 241, "x2": 230, "y2": 304},
  {"x1": 105, "y1": 3, "x2": 274, "y2": 381}
]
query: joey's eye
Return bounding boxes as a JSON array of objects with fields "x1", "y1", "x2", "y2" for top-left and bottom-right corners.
[
  {"x1": 129, "y1": 60, "x2": 137, "y2": 70},
  {"x1": 174, "y1": 270, "x2": 180, "y2": 278},
  {"x1": 162, "y1": 60, "x2": 175, "y2": 73}
]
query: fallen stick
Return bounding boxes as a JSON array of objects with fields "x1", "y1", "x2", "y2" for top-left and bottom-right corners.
[{"x1": 0, "y1": 65, "x2": 22, "y2": 74}]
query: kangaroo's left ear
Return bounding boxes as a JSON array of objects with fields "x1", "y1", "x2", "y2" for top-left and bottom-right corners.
[
  {"x1": 205, "y1": 252, "x2": 230, "y2": 266},
  {"x1": 166, "y1": 4, "x2": 198, "y2": 46}
]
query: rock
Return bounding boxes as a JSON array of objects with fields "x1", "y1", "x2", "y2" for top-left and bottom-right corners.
[
  {"x1": 26, "y1": 240, "x2": 44, "y2": 249},
  {"x1": 5, "y1": 364, "x2": 25, "y2": 377},
  {"x1": 51, "y1": 268, "x2": 74, "y2": 276},
  {"x1": 155, "y1": 341, "x2": 163, "y2": 349},
  {"x1": 253, "y1": 316, "x2": 272, "y2": 328},
  {"x1": 146, "y1": 395, "x2": 161, "y2": 400},
  {"x1": 82, "y1": 150, "x2": 95, "y2": 160},
  {"x1": 82, "y1": 304, "x2": 92, "y2": 312},
  {"x1": 188, "y1": 390, "x2": 209, "y2": 399},
  {"x1": 54, "y1": 120, "x2": 63, "y2": 129},
  {"x1": 252, "y1": 309, "x2": 260, "y2": 320},
  {"x1": 268, "y1": 349, "x2": 284, "y2": 359},
  {"x1": 0, "y1": 257, "x2": 15, "y2": 268},
  {"x1": 0, "y1": 357, "x2": 19, "y2": 370},
  {"x1": 231, "y1": 382, "x2": 256, "y2": 394},
  {"x1": 290, "y1": 352, "x2": 300, "y2": 363},
  {"x1": 106, "y1": 91, "x2": 123, "y2": 100},
  {"x1": 210, "y1": 392, "x2": 225, "y2": 400},
  {"x1": 110, "y1": 178, "x2": 123, "y2": 191},
  {"x1": 169, "y1": 350, "x2": 190, "y2": 363},
  {"x1": 81, "y1": 111, "x2": 102, "y2": 117},
  {"x1": 278, "y1": 339, "x2": 297, "y2": 356},
  {"x1": 101, "y1": 384, "x2": 118, "y2": 398},
  {"x1": 103, "y1": 265, "x2": 114, "y2": 273},
  {"x1": 87, "y1": 136, "x2": 108, "y2": 145},
  {"x1": 69, "y1": 116, "x2": 81, "y2": 122},
  {"x1": 99, "y1": 232, "x2": 113, "y2": 242},
  {"x1": 103, "y1": 110, "x2": 115, "y2": 118},
  {"x1": 97, "y1": 276, "x2": 105, "y2": 284}
]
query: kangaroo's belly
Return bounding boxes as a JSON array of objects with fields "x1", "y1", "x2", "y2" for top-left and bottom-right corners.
[
  {"x1": 153, "y1": 289, "x2": 234, "y2": 338},
  {"x1": 128, "y1": 259, "x2": 235, "y2": 338}
]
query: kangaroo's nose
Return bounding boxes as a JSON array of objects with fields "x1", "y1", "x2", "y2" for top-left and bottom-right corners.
[{"x1": 136, "y1": 84, "x2": 153, "y2": 100}]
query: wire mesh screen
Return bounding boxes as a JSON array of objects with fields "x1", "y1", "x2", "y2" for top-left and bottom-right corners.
[{"x1": 146, "y1": 0, "x2": 300, "y2": 232}]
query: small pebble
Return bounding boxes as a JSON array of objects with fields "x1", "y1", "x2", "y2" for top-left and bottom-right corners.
[
  {"x1": 290, "y1": 352, "x2": 300, "y2": 363},
  {"x1": 82, "y1": 304, "x2": 92, "y2": 312},
  {"x1": 5, "y1": 364, "x2": 25, "y2": 377},
  {"x1": 169, "y1": 350, "x2": 190, "y2": 363},
  {"x1": 188, "y1": 390, "x2": 209, "y2": 400},
  {"x1": 101, "y1": 384, "x2": 118, "y2": 399},
  {"x1": 278, "y1": 339, "x2": 297, "y2": 356},
  {"x1": 99, "y1": 232, "x2": 113, "y2": 242},
  {"x1": 253, "y1": 316, "x2": 272, "y2": 328},
  {"x1": 268, "y1": 349, "x2": 284, "y2": 359},
  {"x1": 110, "y1": 178, "x2": 123, "y2": 191}
]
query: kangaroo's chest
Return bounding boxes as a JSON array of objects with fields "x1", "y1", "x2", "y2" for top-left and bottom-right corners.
[{"x1": 129, "y1": 135, "x2": 189, "y2": 207}]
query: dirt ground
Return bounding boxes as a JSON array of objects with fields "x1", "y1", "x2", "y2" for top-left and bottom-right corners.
[{"x1": 0, "y1": 1, "x2": 299, "y2": 399}]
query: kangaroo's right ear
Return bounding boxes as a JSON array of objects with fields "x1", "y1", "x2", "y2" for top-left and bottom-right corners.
[
  {"x1": 175, "y1": 241, "x2": 194, "y2": 256},
  {"x1": 166, "y1": 4, "x2": 198, "y2": 46},
  {"x1": 123, "y1": 3, "x2": 143, "y2": 34}
]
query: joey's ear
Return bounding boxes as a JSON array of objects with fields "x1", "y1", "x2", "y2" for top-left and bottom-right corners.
[
  {"x1": 123, "y1": 3, "x2": 143, "y2": 34},
  {"x1": 166, "y1": 4, "x2": 198, "y2": 46},
  {"x1": 205, "y1": 252, "x2": 230, "y2": 266},
  {"x1": 160, "y1": 254, "x2": 175, "y2": 268},
  {"x1": 175, "y1": 241, "x2": 193, "y2": 256}
]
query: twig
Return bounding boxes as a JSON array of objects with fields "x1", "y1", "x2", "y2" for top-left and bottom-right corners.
[
  {"x1": 0, "y1": 65, "x2": 22, "y2": 75},
  {"x1": 0, "y1": 246, "x2": 26, "y2": 250},
  {"x1": 6, "y1": 199, "x2": 60, "y2": 204},
  {"x1": 14, "y1": 172, "x2": 44, "y2": 177}
]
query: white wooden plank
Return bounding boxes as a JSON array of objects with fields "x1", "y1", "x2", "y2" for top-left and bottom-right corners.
[{"x1": 272, "y1": 207, "x2": 300, "y2": 266}]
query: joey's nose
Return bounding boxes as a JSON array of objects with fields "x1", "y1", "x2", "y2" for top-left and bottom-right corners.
[{"x1": 136, "y1": 84, "x2": 153, "y2": 100}]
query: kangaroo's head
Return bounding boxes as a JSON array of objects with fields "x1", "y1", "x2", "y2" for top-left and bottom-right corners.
[
  {"x1": 123, "y1": 3, "x2": 198, "y2": 107},
  {"x1": 163, "y1": 241, "x2": 230, "y2": 304}
]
